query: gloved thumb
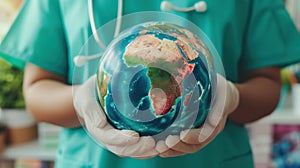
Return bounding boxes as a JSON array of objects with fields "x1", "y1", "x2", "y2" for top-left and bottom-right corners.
[{"x1": 74, "y1": 75, "x2": 107, "y2": 128}]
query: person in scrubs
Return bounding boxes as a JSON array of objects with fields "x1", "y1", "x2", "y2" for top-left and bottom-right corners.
[{"x1": 1, "y1": 0, "x2": 300, "y2": 167}]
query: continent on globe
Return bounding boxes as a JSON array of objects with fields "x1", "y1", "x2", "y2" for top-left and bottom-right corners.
[
  {"x1": 96, "y1": 22, "x2": 213, "y2": 138},
  {"x1": 123, "y1": 33, "x2": 197, "y2": 116}
]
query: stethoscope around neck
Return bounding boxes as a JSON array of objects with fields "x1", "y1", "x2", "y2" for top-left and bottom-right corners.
[{"x1": 73, "y1": 0, "x2": 208, "y2": 67}]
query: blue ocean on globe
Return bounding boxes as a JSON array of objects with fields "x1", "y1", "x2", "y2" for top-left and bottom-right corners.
[{"x1": 96, "y1": 22, "x2": 214, "y2": 139}]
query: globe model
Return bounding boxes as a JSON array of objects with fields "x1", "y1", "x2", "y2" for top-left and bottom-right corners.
[{"x1": 96, "y1": 22, "x2": 214, "y2": 138}]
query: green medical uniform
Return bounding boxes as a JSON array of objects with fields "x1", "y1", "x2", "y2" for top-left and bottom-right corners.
[{"x1": 1, "y1": 0, "x2": 300, "y2": 167}]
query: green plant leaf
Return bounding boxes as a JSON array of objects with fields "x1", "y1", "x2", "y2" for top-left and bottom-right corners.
[{"x1": 0, "y1": 58, "x2": 25, "y2": 108}]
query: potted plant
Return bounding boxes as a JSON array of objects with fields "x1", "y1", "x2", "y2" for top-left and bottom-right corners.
[{"x1": 0, "y1": 58, "x2": 37, "y2": 145}]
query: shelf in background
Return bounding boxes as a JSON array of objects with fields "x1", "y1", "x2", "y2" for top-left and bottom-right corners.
[
  {"x1": 0, "y1": 109, "x2": 298, "y2": 162},
  {"x1": 255, "y1": 108, "x2": 300, "y2": 125},
  {"x1": 0, "y1": 140, "x2": 57, "y2": 161}
]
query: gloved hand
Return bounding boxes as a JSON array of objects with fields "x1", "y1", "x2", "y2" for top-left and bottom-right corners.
[
  {"x1": 73, "y1": 75, "x2": 158, "y2": 158},
  {"x1": 155, "y1": 74, "x2": 240, "y2": 157}
]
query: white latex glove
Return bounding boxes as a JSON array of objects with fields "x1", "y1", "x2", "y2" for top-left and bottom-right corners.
[
  {"x1": 74, "y1": 75, "x2": 158, "y2": 158},
  {"x1": 156, "y1": 74, "x2": 240, "y2": 157}
]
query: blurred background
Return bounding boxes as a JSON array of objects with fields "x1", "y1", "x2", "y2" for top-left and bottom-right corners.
[
  {"x1": 0, "y1": 0, "x2": 299, "y2": 168},
  {"x1": 0, "y1": 1, "x2": 60, "y2": 168}
]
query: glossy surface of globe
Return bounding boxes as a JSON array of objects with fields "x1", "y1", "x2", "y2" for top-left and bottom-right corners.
[{"x1": 96, "y1": 22, "x2": 214, "y2": 138}]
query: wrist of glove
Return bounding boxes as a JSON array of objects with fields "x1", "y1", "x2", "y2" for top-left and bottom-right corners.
[
  {"x1": 224, "y1": 79, "x2": 239, "y2": 115},
  {"x1": 74, "y1": 75, "x2": 158, "y2": 158},
  {"x1": 156, "y1": 74, "x2": 240, "y2": 157}
]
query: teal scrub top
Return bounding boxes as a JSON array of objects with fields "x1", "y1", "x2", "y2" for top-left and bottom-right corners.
[{"x1": 1, "y1": 0, "x2": 300, "y2": 167}]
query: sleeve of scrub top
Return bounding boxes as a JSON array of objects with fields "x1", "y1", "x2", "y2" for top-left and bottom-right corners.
[
  {"x1": 240, "y1": 0, "x2": 300, "y2": 72},
  {"x1": 0, "y1": 0, "x2": 68, "y2": 77}
]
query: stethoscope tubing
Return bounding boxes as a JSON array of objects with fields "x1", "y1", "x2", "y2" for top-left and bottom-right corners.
[{"x1": 74, "y1": 0, "x2": 207, "y2": 67}]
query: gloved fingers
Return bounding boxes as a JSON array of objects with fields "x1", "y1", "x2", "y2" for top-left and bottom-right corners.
[
  {"x1": 180, "y1": 109, "x2": 228, "y2": 145},
  {"x1": 73, "y1": 75, "x2": 97, "y2": 110},
  {"x1": 106, "y1": 136, "x2": 157, "y2": 157},
  {"x1": 210, "y1": 115, "x2": 227, "y2": 137},
  {"x1": 224, "y1": 81, "x2": 240, "y2": 114},
  {"x1": 198, "y1": 120, "x2": 217, "y2": 142},
  {"x1": 214, "y1": 74, "x2": 239, "y2": 116},
  {"x1": 74, "y1": 75, "x2": 107, "y2": 128},
  {"x1": 82, "y1": 107, "x2": 107, "y2": 128},
  {"x1": 180, "y1": 126, "x2": 215, "y2": 145},
  {"x1": 127, "y1": 136, "x2": 157, "y2": 156},
  {"x1": 159, "y1": 149, "x2": 186, "y2": 158},
  {"x1": 179, "y1": 119, "x2": 216, "y2": 144},
  {"x1": 166, "y1": 135, "x2": 204, "y2": 154},
  {"x1": 156, "y1": 140, "x2": 169, "y2": 153},
  {"x1": 178, "y1": 75, "x2": 230, "y2": 144},
  {"x1": 199, "y1": 116, "x2": 227, "y2": 144},
  {"x1": 85, "y1": 99, "x2": 107, "y2": 128},
  {"x1": 165, "y1": 135, "x2": 180, "y2": 148},
  {"x1": 180, "y1": 75, "x2": 223, "y2": 145},
  {"x1": 180, "y1": 121, "x2": 214, "y2": 144},
  {"x1": 180, "y1": 128, "x2": 201, "y2": 145},
  {"x1": 179, "y1": 121, "x2": 215, "y2": 145},
  {"x1": 131, "y1": 149, "x2": 158, "y2": 159},
  {"x1": 89, "y1": 124, "x2": 140, "y2": 146},
  {"x1": 170, "y1": 141, "x2": 204, "y2": 154},
  {"x1": 207, "y1": 104, "x2": 224, "y2": 128},
  {"x1": 207, "y1": 74, "x2": 227, "y2": 127}
]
